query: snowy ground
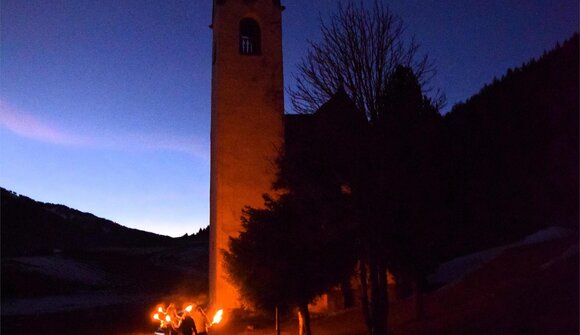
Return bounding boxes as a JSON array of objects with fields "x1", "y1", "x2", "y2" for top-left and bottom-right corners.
[
  {"x1": 211, "y1": 226, "x2": 579, "y2": 335},
  {"x1": 6, "y1": 255, "x2": 113, "y2": 286},
  {"x1": 1, "y1": 228, "x2": 576, "y2": 334},
  {"x1": 429, "y1": 226, "x2": 574, "y2": 284},
  {"x1": 1, "y1": 292, "x2": 160, "y2": 316},
  {"x1": 1, "y1": 245, "x2": 208, "y2": 317}
]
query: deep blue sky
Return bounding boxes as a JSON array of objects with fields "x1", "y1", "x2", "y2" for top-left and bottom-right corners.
[{"x1": 1, "y1": 0, "x2": 577, "y2": 236}]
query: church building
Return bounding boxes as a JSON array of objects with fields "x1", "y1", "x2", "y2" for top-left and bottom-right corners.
[
  {"x1": 209, "y1": 0, "x2": 366, "y2": 310},
  {"x1": 209, "y1": 0, "x2": 285, "y2": 310}
]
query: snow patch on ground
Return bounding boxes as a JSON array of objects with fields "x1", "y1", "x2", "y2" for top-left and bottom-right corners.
[
  {"x1": 429, "y1": 248, "x2": 503, "y2": 285},
  {"x1": 9, "y1": 256, "x2": 111, "y2": 286},
  {"x1": 430, "y1": 226, "x2": 573, "y2": 285},
  {"x1": 1, "y1": 292, "x2": 159, "y2": 316},
  {"x1": 517, "y1": 226, "x2": 572, "y2": 245},
  {"x1": 540, "y1": 242, "x2": 579, "y2": 270}
]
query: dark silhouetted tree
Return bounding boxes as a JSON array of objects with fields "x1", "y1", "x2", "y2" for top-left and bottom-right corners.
[
  {"x1": 377, "y1": 66, "x2": 445, "y2": 320},
  {"x1": 224, "y1": 192, "x2": 356, "y2": 335},
  {"x1": 289, "y1": 2, "x2": 443, "y2": 333},
  {"x1": 442, "y1": 33, "x2": 579, "y2": 255},
  {"x1": 289, "y1": 1, "x2": 442, "y2": 121}
]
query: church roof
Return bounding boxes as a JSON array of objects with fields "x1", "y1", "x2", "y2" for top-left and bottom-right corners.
[
  {"x1": 284, "y1": 88, "x2": 367, "y2": 158},
  {"x1": 214, "y1": 0, "x2": 283, "y2": 8},
  {"x1": 314, "y1": 86, "x2": 367, "y2": 127}
]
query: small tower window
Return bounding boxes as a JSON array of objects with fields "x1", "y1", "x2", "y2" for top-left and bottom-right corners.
[{"x1": 239, "y1": 18, "x2": 261, "y2": 55}]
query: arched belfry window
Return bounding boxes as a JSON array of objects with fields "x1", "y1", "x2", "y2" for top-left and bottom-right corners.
[{"x1": 239, "y1": 18, "x2": 261, "y2": 55}]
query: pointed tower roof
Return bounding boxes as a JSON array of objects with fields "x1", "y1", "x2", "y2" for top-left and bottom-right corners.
[{"x1": 214, "y1": 0, "x2": 284, "y2": 8}]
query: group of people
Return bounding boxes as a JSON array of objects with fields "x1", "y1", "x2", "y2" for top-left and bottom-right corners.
[{"x1": 161, "y1": 304, "x2": 210, "y2": 335}]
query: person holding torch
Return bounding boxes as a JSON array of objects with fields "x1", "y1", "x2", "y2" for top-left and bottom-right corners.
[
  {"x1": 165, "y1": 304, "x2": 180, "y2": 335},
  {"x1": 178, "y1": 305, "x2": 198, "y2": 335},
  {"x1": 193, "y1": 306, "x2": 211, "y2": 335}
]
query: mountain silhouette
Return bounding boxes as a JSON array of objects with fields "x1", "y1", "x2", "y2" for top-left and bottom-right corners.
[
  {"x1": 1, "y1": 187, "x2": 177, "y2": 256},
  {"x1": 442, "y1": 33, "x2": 579, "y2": 255}
]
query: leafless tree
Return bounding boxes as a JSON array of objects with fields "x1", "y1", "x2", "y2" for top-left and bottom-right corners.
[
  {"x1": 289, "y1": 2, "x2": 442, "y2": 335},
  {"x1": 289, "y1": 0, "x2": 436, "y2": 123}
]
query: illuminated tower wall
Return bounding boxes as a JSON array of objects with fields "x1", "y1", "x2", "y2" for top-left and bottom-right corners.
[{"x1": 209, "y1": 0, "x2": 285, "y2": 309}]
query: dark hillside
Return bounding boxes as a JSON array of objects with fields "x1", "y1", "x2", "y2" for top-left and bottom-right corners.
[
  {"x1": 0, "y1": 187, "x2": 173, "y2": 256},
  {"x1": 442, "y1": 34, "x2": 579, "y2": 255},
  {"x1": 1, "y1": 187, "x2": 209, "y2": 316}
]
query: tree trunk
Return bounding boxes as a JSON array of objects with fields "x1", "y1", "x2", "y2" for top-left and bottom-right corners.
[
  {"x1": 341, "y1": 277, "x2": 354, "y2": 309},
  {"x1": 298, "y1": 302, "x2": 312, "y2": 335},
  {"x1": 359, "y1": 261, "x2": 373, "y2": 331},
  {"x1": 368, "y1": 259, "x2": 388, "y2": 335},
  {"x1": 414, "y1": 276, "x2": 425, "y2": 321},
  {"x1": 380, "y1": 263, "x2": 389, "y2": 331},
  {"x1": 276, "y1": 306, "x2": 281, "y2": 335}
]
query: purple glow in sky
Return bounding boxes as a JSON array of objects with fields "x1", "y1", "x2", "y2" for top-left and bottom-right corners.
[{"x1": 1, "y1": 0, "x2": 577, "y2": 236}]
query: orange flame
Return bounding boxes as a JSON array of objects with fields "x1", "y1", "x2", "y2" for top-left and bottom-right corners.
[
  {"x1": 185, "y1": 305, "x2": 193, "y2": 313},
  {"x1": 153, "y1": 313, "x2": 160, "y2": 321},
  {"x1": 211, "y1": 309, "x2": 224, "y2": 326},
  {"x1": 165, "y1": 315, "x2": 171, "y2": 322}
]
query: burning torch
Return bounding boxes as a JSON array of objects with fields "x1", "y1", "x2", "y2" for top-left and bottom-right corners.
[
  {"x1": 152, "y1": 304, "x2": 224, "y2": 333},
  {"x1": 210, "y1": 309, "x2": 224, "y2": 327}
]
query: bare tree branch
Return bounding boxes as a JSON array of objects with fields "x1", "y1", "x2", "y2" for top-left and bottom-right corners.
[{"x1": 289, "y1": 0, "x2": 438, "y2": 121}]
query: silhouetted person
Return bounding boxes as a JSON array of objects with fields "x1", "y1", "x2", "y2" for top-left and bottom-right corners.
[
  {"x1": 166, "y1": 304, "x2": 180, "y2": 335},
  {"x1": 193, "y1": 306, "x2": 210, "y2": 335},
  {"x1": 179, "y1": 308, "x2": 198, "y2": 335}
]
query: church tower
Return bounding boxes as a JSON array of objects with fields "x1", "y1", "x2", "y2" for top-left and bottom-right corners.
[{"x1": 209, "y1": 0, "x2": 285, "y2": 309}]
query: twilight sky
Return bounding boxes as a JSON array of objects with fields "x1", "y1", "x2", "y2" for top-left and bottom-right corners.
[{"x1": 1, "y1": 0, "x2": 577, "y2": 237}]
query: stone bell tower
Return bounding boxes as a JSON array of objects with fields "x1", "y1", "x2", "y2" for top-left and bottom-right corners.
[{"x1": 209, "y1": 0, "x2": 285, "y2": 309}]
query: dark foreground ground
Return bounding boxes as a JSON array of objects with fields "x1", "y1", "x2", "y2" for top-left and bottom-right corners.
[
  {"x1": 2, "y1": 236, "x2": 578, "y2": 335},
  {"x1": 2, "y1": 302, "x2": 154, "y2": 335},
  {"x1": 211, "y1": 236, "x2": 579, "y2": 335},
  {"x1": 1, "y1": 243, "x2": 208, "y2": 335}
]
